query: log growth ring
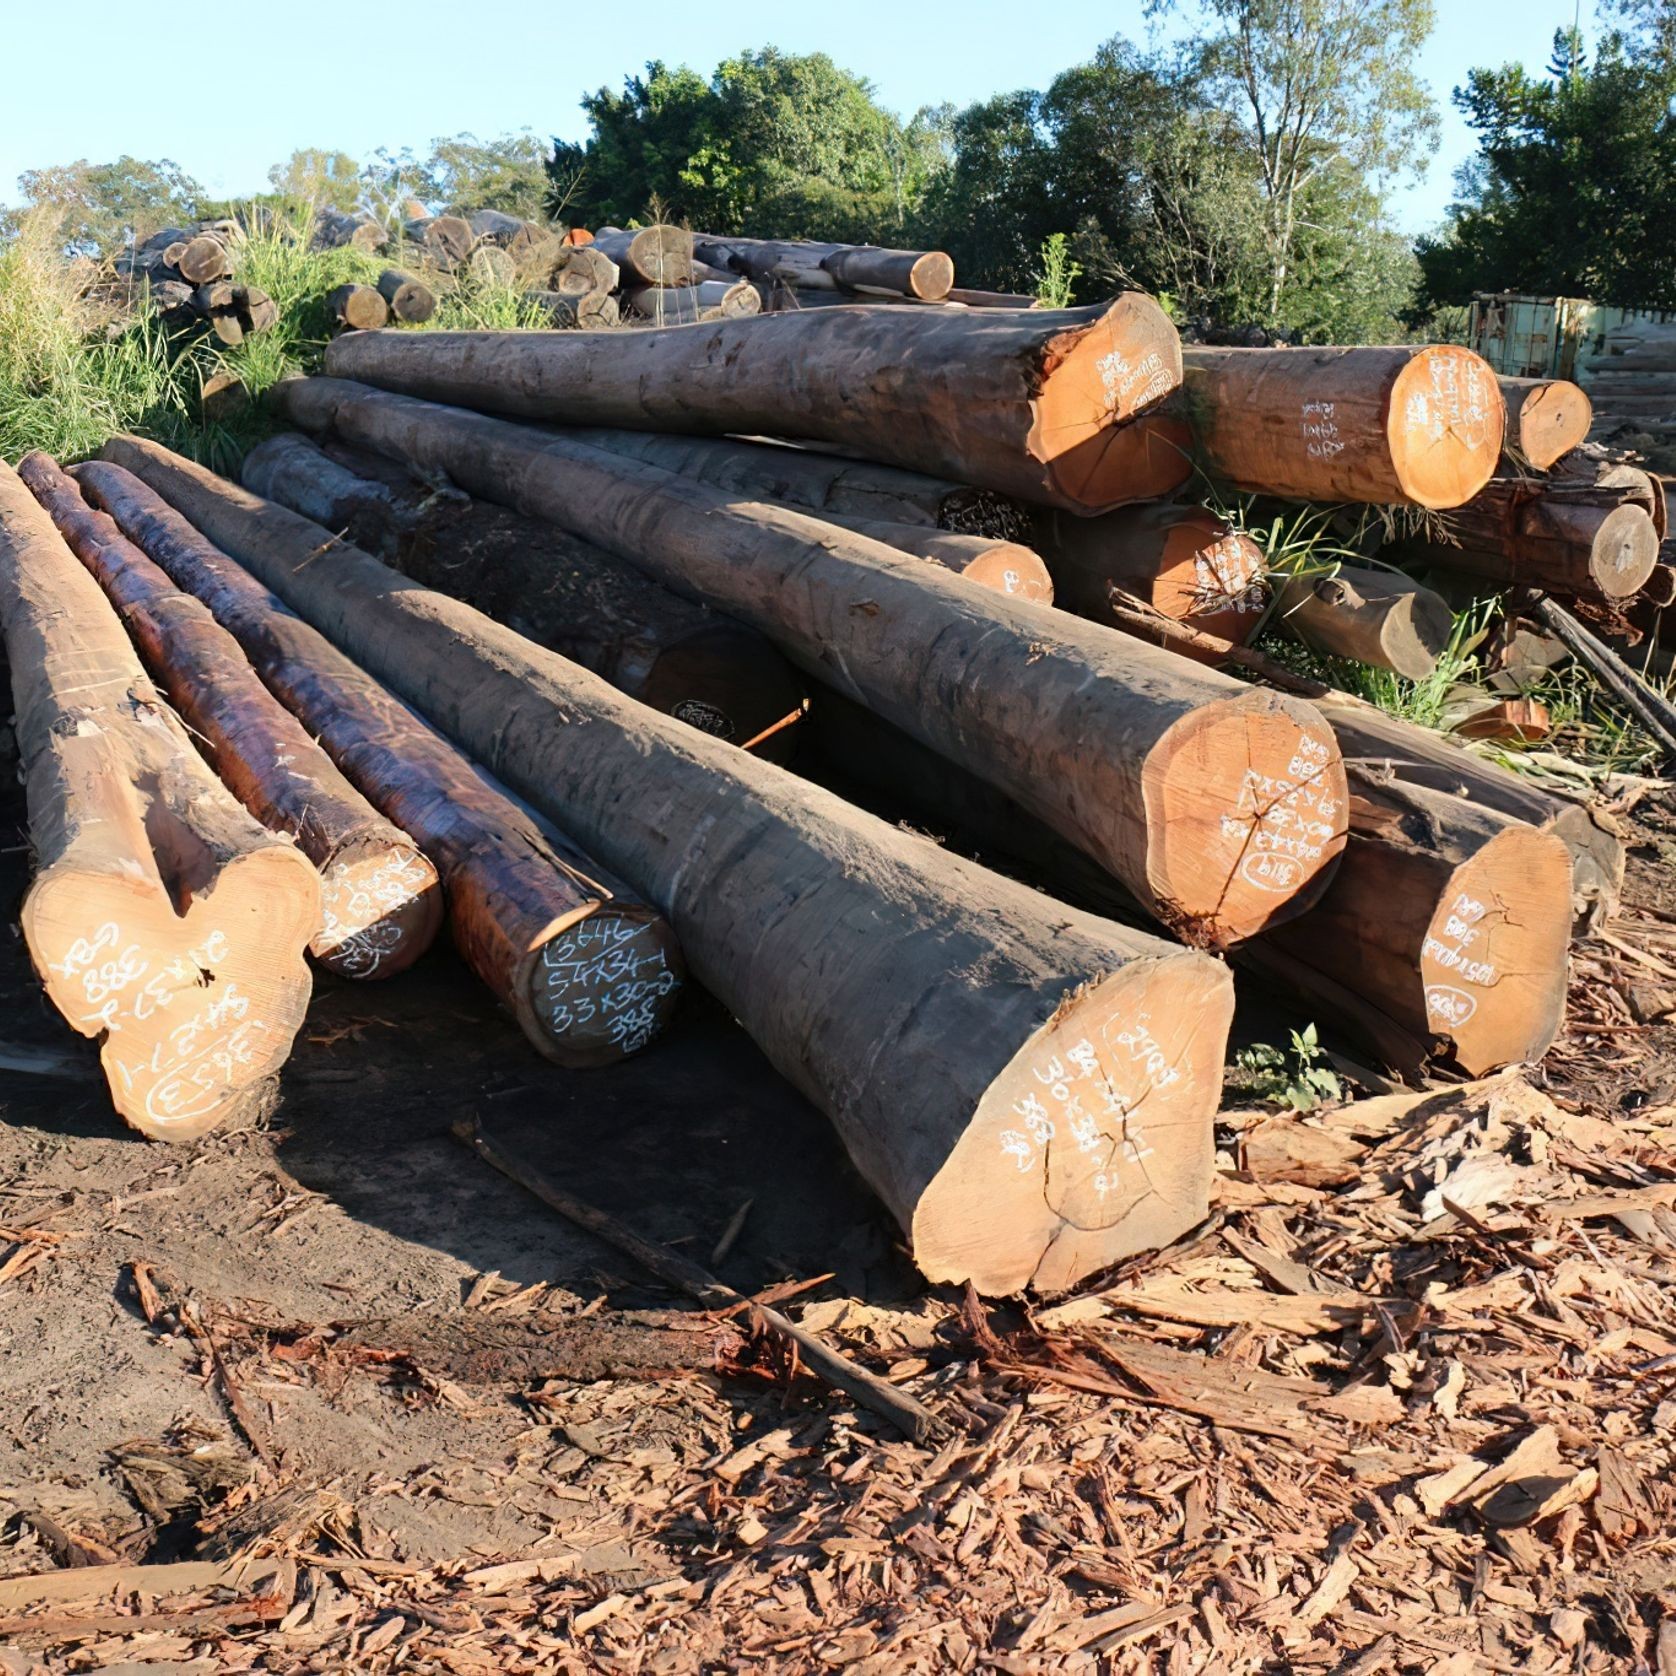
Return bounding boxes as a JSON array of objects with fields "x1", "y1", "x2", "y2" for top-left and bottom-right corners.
[{"x1": 1386, "y1": 347, "x2": 1507, "y2": 510}]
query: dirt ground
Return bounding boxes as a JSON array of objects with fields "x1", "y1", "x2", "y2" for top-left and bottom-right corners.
[{"x1": 1, "y1": 749, "x2": 1675, "y2": 1669}]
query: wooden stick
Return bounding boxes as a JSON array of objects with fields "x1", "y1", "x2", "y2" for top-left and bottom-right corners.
[
  {"x1": 1533, "y1": 595, "x2": 1676, "y2": 762},
  {"x1": 456, "y1": 1116, "x2": 948, "y2": 1444},
  {"x1": 20, "y1": 452, "x2": 442, "y2": 981}
]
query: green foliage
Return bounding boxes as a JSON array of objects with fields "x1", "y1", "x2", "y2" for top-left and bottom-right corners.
[
  {"x1": 1032, "y1": 234, "x2": 1081, "y2": 307},
  {"x1": 1415, "y1": 26, "x2": 1676, "y2": 311},
  {"x1": 4, "y1": 157, "x2": 203, "y2": 257},
  {"x1": 549, "y1": 49, "x2": 942, "y2": 240},
  {"x1": 364, "y1": 132, "x2": 552, "y2": 220},
  {"x1": 266, "y1": 149, "x2": 361, "y2": 214},
  {"x1": 1234, "y1": 1024, "x2": 1343, "y2": 1111}
]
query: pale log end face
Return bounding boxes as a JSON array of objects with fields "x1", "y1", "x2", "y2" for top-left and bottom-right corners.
[
  {"x1": 24, "y1": 842, "x2": 319, "y2": 1142},
  {"x1": 1149, "y1": 517, "x2": 1268, "y2": 652},
  {"x1": 1589, "y1": 505, "x2": 1659, "y2": 598},
  {"x1": 908, "y1": 251, "x2": 956, "y2": 302},
  {"x1": 912, "y1": 955, "x2": 1233, "y2": 1295},
  {"x1": 1036, "y1": 301, "x2": 1186, "y2": 510},
  {"x1": 524, "y1": 907, "x2": 684, "y2": 1068},
  {"x1": 1421, "y1": 825, "x2": 1572, "y2": 1075},
  {"x1": 1519, "y1": 382, "x2": 1592, "y2": 471},
  {"x1": 1387, "y1": 348, "x2": 1506, "y2": 510},
  {"x1": 313, "y1": 837, "x2": 444, "y2": 980},
  {"x1": 958, "y1": 543, "x2": 1055, "y2": 603},
  {"x1": 1143, "y1": 692, "x2": 1349, "y2": 946}
]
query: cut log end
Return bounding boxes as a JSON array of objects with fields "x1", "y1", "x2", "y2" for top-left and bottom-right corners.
[
  {"x1": 314, "y1": 836, "x2": 444, "y2": 980},
  {"x1": 1034, "y1": 296, "x2": 1184, "y2": 508},
  {"x1": 1387, "y1": 348, "x2": 1507, "y2": 510},
  {"x1": 959, "y1": 542, "x2": 1055, "y2": 602},
  {"x1": 24, "y1": 816, "x2": 319, "y2": 1142},
  {"x1": 1051, "y1": 412, "x2": 1195, "y2": 515},
  {"x1": 907, "y1": 251, "x2": 955, "y2": 302},
  {"x1": 1506, "y1": 379, "x2": 1592, "y2": 471},
  {"x1": 1589, "y1": 503, "x2": 1661, "y2": 597},
  {"x1": 1144, "y1": 692, "x2": 1348, "y2": 945},
  {"x1": 913, "y1": 956, "x2": 1233, "y2": 1294},
  {"x1": 521, "y1": 907, "x2": 684, "y2": 1068},
  {"x1": 1152, "y1": 516, "x2": 1267, "y2": 650},
  {"x1": 1420, "y1": 824, "x2": 1573, "y2": 1075},
  {"x1": 634, "y1": 621, "x2": 809, "y2": 763}
]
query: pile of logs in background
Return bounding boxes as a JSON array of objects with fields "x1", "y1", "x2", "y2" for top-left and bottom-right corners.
[{"x1": 3, "y1": 223, "x2": 1668, "y2": 1297}]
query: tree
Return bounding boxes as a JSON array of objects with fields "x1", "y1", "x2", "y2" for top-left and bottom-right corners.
[
  {"x1": 266, "y1": 149, "x2": 361, "y2": 213},
  {"x1": 7, "y1": 158, "x2": 202, "y2": 256},
  {"x1": 1414, "y1": 27, "x2": 1676, "y2": 310},
  {"x1": 365, "y1": 132, "x2": 551, "y2": 221},
  {"x1": 1154, "y1": 0, "x2": 1438, "y2": 322}
]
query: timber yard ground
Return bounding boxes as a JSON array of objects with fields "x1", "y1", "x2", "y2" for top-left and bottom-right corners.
[{"x1": 3, "y1": 728, "x2": 1676, "y2": 1669}]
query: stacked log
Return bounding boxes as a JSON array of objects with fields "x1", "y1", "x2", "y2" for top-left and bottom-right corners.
[
  {"x1": 80, "y1": 455, "x2": 684, "y2": 1068},
  {"x1": 321, "y1": 295, "x2": 1187, "y2": 513},
  {"x1": 1498, "y1": 376, "x2": 1592, "y2": 470},
  {"x1": 19, "y1": 452, "x2": 443, "y2": 983},
  {"x1": 0, "y1": 461, "x2": 320, "y2": 1140},
  {"x1": 239, "y1": 430, "x2": 809, "y2": 761},
  {"x1": 402, "y1": 214, "x2": 475, "y2": 272},
  {"x1": 376, "y1": 268, "x2": 436, "y2": 324},
  {"x1": 1578, "y1": 321, "x2": 1676, "y2": 446},
  {"x1": 95, "y1": 435, "x2": 1240, "y2": 1296},
  {"x1": 1273, "y1": 563, "x2": 1454, "y2": 679},
  {"x1": 624, "y1": 281, "x2": 761, "y2": 324},
  {"x1": 692, "y1": 234, "x2": 954, "y2": 302},
  {"x1": 271, "y1": 376, "x2": 1350, "y2": 947},
  {"x1": 311, "y1": 209, "x2": 388, "y2": 253},
  {"x1": 328, "y1": 283, "x2": 389, "y2": 331},
  {"x1": 116, "y1": 224, "x2": 278, "y2": 346}
]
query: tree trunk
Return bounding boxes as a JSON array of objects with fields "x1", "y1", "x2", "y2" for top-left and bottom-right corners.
[
  {"x1": 271, "y1": 377, "x2": 1349, "y2": 946},
  {"x1": 327, "y1": 284, "x2": 389, "y2": 331},
  {"x1": 322, "y1": 296, "x2": 1185, "y2": 514},
  {"x1": 1256, "y1": 779, "x2": 1572, "y2": 1076},
  {"x1": 19, "y1": 453, "x2": 441, "y2": 981},
  {"x1": 548, "y1": 245, "x2": 620, "y2": 295},
  {"x1": 96, "y1": 434, "x2": 1237, "y2": 1296},
  {"x1": 1273, "y1": 563, "x2": 1454, "y2": 679},
  {"x1": 79, "y1": 457, "x2": 684, "y2": 1069},
  {"x1": 587, "y1": 225, "x2": 694, "y2": 287},
  {"x1": 1498, "y1": 376, "x2": 1592, "y2": 471},
  {"x1": 524, "y1": 288, "x2": 619, "y2": 329},
  {"x1": 467, "y1": 211, "x2": 558, "y2": 265},
  {"x1": 239, "y1": 431, "x2": 808, "y2": 761},
  {"x1": 623, "y1": 281, "x2": 761, "y2": 323},
  {"x1": 1397, "y1": 470, "x2": 1661, "y2": 601},
  {"x1": 1033, "y1": 503, "x2": 1267, "y2": 656},
  {"x1": 0, "y1": 461, "x2": 319, "y2": 1141},
  {"x1": 692, "y1": 234, "x2": 954, "y2": 301},
  {"x1": 540, "y1": 427, "x2": 1034, "y2": 537},
  {"x1": 1182, "y1": 345, "x2": 1505, "y2": 509},
  {"x1": 376, "y1": 268, "x2": 436, "y2": 324}
]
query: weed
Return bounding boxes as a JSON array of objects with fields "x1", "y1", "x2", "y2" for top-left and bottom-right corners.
[
  {"x1": 1233, "y1": 1023, "x2": 1342, "y2": 1112},
  {"x1": 1033, "y1": 233, "x2": 1081, "y2": 308}
]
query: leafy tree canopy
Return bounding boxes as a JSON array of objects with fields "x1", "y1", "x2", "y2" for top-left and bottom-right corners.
[
  {"x1": 365, "y1": 131, "x2": 551, "y2": 221},
  {"x1": 266, "y1": 148, "x2": 361, "y2": 214},
  {"x1": 7, "y1": 157, "x2": 202, "y2": 256}
]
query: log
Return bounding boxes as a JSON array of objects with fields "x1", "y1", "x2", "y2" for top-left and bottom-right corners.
[
  {"x1": 310, "y1": 210, "x2": 387, "y2": 254},
  {"x1": 623, "y1": 281, "x2": 761, "y2": 323},
  {"x1": 97, "y1": 434, "x2": 1238, "y2": 1295},
  {"x1": 821, "y1": 515, "x2": 1052, "y2": 602},
  {"x1": 78, "y1": 457, "x2": 684, "y2": 1067},
  {"x1": 327, "y1": 283, "x2": 389, "y2": 331},
  {"x1": 1033, "y1": 503, "x2": 1266, "y2": 656},
  {"x1": 0, "y1": 461, "x2": 319, "y2": 1140},
  {"x1": 948, "y1": 288, "x2": 1038, "y2": 309},
  {"x1": 1258, "y1": 779, "x2": 1572, "y2": 1076},
  {"x1": 376, "y1": 268, "x2": 436, "y2": 324},
  {"x1": 1498, "y1": 376, "x2": 1592, "y2": 471},
  {"x1": 524, "y1": 288, "x2": 619, "y2": 329},
  {"x1": 467, "y1": 210, "x2": 558, "y2": 263},
  {"x1": 693, "y1": 234, "x2": 954, "y2": 301},
  {"x1": 18, "y1": 453, "x2": 441, "y2": 982},
  {"x1": 469, "y1": 245, "x2": 516, "y2": 286},
  {"x1": 321, "y1": 295, "x2": 1184, "y2": 514},
  {"x1": 1451, "y1": 697, "x2": 1551, "y2": 743},
  {"x1": 548, "y1": 244, "x2": 619, "y2": 295},
  {"x1": 544, "y1": 427, "x2": 1034, "y2": 537},
  {"x1": 1274, "y1": 562, "x2": 1454, "y2": 679},
  {"x1": 402, "y1": 214, "x2": 474, "y2": 271},
  {"x1": 239, "y1": 431, "x2": 808, "y2": 760},
  {"x1": 588, "y1": 225, "x2": 694, "y2": 288},
  {"x1": 1402, "y1": 479, "x2": 1659, "y2": 601},
  {"x1": 1181, "y1": 345, "x2": 1505, "y2": 509},
  {"x1": 176, "y1": 235, "x2": 231, "y2": 285},
  {"x1": 273, "y1": 377, "x2": 1350, "y2": 945},
  {"x1": 192, "y1": 284, "x2": 277, "y2": 347}
]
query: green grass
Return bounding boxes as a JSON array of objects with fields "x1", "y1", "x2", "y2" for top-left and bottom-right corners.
[{"x1": 0, "y1": 205, "x2": 555, "y2": 475}]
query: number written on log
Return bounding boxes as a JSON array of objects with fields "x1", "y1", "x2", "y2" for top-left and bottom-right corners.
[
  {"x1": 1223, "y1": 734, "x2": 1339, "y2": 895},
  {"x1": 317, "y1": 849, "x2": 435, "y2": 978},
  {"x1": 671, "y1": 698, "x2": 737, "y2": 742},
  {"x1": 1406, "y1": 352, "x2": 1494, "y2": 450},
  {"x1": 1097, "y1": 349, "x2": 1174, "y2": 415},
  {"x1": 1301, "y1": 401, "x2": 1345, "y2": 461},
  {"x1": 1422, "y1": 890, "x2": 1497, "y2": 1028},
  {"x1": 537, "y1": 917, "x2": 680, "y2": 1055},
  {"x1": 1193, "y1": 535, "x2": 1265, "y2": 617}
]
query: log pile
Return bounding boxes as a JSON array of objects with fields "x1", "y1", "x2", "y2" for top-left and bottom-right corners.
[{"x1": 116, "y1": 222, "x2": 278, "y2": 346}]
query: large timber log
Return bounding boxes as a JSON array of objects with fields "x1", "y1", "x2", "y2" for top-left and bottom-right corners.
[
  {"x1": 623, "y1": 280, "x2": 761, "y2": 323},
  {"x1": 548, "y1": 244, "x2": 620, "y2": 295},
  {"x1": 823, "y1": 515, "x2": 1052, "y2": 601},
  {"x1": 96, "y1": 436, "x2": 1239, "y2": 1296},
  {"x1": 322, "y1": 295, "x2": 1186, "y2": 513},
  {"x1": 376, "y1": 268, "x2": 436, "y2": 324},
  {"x1": 311, "y1": 210, "x2": 388, "y2": 254},
  {"x1": 402, "y1": 214, "x2": 474, "y2": 272},
  {"x1": 587, "y1": 225, "x2": 694, "y2": 287},
  {"x1": 1256, "y1": 779, "x2": 1572, "y2": 1076},
  {"x1": 1182, "y1": 345, "x2": 1505, "y2": 509},
  {"x1": 0, "y1": 462, "x2": 319, "y2": 1140},
  {"x1": 78, "y1": 459, "x2": 683, "y2": 1068},
  {"x1": 18, "y1": 453, "x2": 441, "y2": 982},
  {"x1": 1033, "y1": 503, "x2": 1267, "y2": 655},
  {"x1": 327, "y1": 283, "x2": 389, "y2": 331},
  {"x1": 240, "y1": 431, "x2": 808, "y2": 760},
  {"x1": 273, "y1": 377, "x2": 1351, "y2": 946},
  {"x1": 692, "y1": 234, "x2": 954, "y2": 301},
  {"x1": 1498, "y1": 376, "x2": 1592, "y2": 471},
  {"x1": 1397, "y1": 465, "x2": 1661, "y2": 601},
  {"x1": 1274, "y1": 562, "x2": 1454, "y2": 679},
  {"x1": 524, "y1": 288, "x2": 619, "y2": 329}
]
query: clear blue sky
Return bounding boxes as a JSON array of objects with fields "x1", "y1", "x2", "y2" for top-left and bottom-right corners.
[{"x1": 3, "y1": 0, "x2": 1605, "y2": 236}]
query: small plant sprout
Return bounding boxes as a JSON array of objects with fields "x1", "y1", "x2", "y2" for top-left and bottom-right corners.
[{"x1": 1235, "y1": 1023, "x2": 1343, "y2": 1112}]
